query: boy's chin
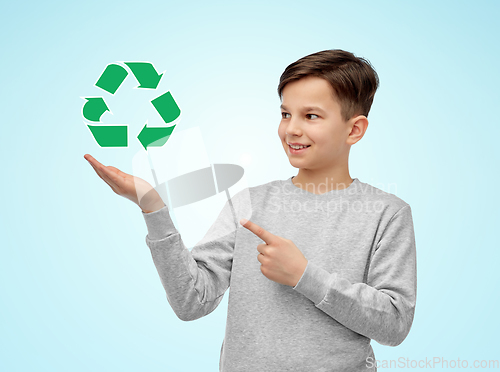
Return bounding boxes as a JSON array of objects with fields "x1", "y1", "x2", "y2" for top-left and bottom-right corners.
[{"x1": 287, "y1": 159, "x2": 306, "y2": 169}]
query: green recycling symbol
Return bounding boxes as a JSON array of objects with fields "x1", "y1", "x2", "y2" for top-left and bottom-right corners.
[{"x1": 82, "y1": 62, "x2": 180, "y2": 150}]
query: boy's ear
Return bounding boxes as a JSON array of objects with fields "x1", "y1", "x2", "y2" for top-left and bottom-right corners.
[{"x1": 347, "y1": 115, "x2": 369, "y2": 145}]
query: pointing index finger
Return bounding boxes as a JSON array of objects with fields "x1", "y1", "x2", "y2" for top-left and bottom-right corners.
[{"x1": 240, "y1": 218, "x2": 275, "y2": 244}]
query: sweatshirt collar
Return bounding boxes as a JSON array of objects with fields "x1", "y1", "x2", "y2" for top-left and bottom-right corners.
[{"x1": 283, "y1": 176, "x2": 361, "y2": 198}]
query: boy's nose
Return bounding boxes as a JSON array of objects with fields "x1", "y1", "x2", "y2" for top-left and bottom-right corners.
[{"x1": 286, "y1": 120, "x2": 303, "y2": 136}]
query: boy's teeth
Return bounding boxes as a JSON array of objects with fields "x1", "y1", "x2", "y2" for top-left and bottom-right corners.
[{"x1": 289, "y1": 144, "x2": 309, "y2": 149}]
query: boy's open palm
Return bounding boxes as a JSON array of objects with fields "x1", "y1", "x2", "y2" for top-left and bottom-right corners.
[
  {"x1": 240, "y1": 218, "x2": 308, "y2": 287},
  {"x1": 84, "y1": 154, "x2": 165, "y2": 213}
]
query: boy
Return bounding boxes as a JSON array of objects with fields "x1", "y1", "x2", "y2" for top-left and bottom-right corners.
[{"x1": 84, "y1": 49, "x2": 417, "y2": 372}]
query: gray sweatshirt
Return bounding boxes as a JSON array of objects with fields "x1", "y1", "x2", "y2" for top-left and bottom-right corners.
[{"x1": 142, "y1": 176, "x2": 417, "y2": 372}]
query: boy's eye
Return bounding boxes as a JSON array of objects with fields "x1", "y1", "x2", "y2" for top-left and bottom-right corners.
[{"x1": 281, "y1": 112, "x2": 319, "y2": 119}]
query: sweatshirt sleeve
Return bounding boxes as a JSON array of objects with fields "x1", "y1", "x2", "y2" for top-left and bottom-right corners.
[
  {"x1": 292, "y1": 205, "x2": 417, "y2": 346},
  {"x1": 142, "y1": 198, "x2": 238, "y2": 322}
]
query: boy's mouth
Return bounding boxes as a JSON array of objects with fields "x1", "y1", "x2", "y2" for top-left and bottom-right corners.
[{"x1": 288, "y1": 143, "x2": 311, "y2": 154}]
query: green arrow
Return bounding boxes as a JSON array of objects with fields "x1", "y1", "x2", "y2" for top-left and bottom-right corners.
[
  {"x1": 82, "y1": 97, "x2": 110, "y2": 122},
  {"x1": 87, "y1": 124, "x2": 128, "y2": 147},
  {"x1": 124, "y1": 62, "x2": 163, "y2": 89},
  {"x1": 151, "y1": 91, "x2": 181, "y2": 124},
  {"x1": 95, "y1": 64, "x2": 128, "y2": 94},
  {"x1": 137, "y1": 122, "x2": 176, "y2": 150}
]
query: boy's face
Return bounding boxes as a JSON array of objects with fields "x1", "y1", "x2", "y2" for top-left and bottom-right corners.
[{"x1": 278, "y1": 76, "x2": 355, "y2": 173}]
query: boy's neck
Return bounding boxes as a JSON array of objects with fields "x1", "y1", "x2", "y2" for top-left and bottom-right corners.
[{"x1": 292, "y1": 169, "x2": 354, "y2": 195}]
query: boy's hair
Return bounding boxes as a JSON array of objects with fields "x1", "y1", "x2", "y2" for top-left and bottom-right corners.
[{"x1": 277, "y1": 49, "x2": 379, "y2": 122}]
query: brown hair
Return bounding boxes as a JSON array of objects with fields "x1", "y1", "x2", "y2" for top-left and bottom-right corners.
[{"x1": 277, "y1": 49, "x2": 379, "y2": 122}]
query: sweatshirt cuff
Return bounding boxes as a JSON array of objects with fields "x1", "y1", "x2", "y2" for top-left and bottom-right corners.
[
  {"x1": 141, "y1": 204, "x2": 178, "y2": 240},
  {"x1": 293, "y1": 261, "x2": 331, "y2": 305}
]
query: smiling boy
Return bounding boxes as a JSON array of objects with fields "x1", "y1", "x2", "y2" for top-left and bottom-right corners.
[
  {"x1": 278, "y1": 75, "x2": 363, "y2": 192},
  {"x1": 86, "y1": 49, "x2": 416, "y2": 372}
]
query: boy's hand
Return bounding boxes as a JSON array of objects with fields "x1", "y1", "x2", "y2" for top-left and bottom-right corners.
[
  {"x1": 240, "y1": 218, "x2": 308, "y2": 287},
  {"x1": 84, "y1": 154, "x2": 165, "y2": 213}
]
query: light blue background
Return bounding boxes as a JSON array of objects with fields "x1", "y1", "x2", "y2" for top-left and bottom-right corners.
[{"x1": 1, "y1": 1, "x2": 499, "y2": 371}]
